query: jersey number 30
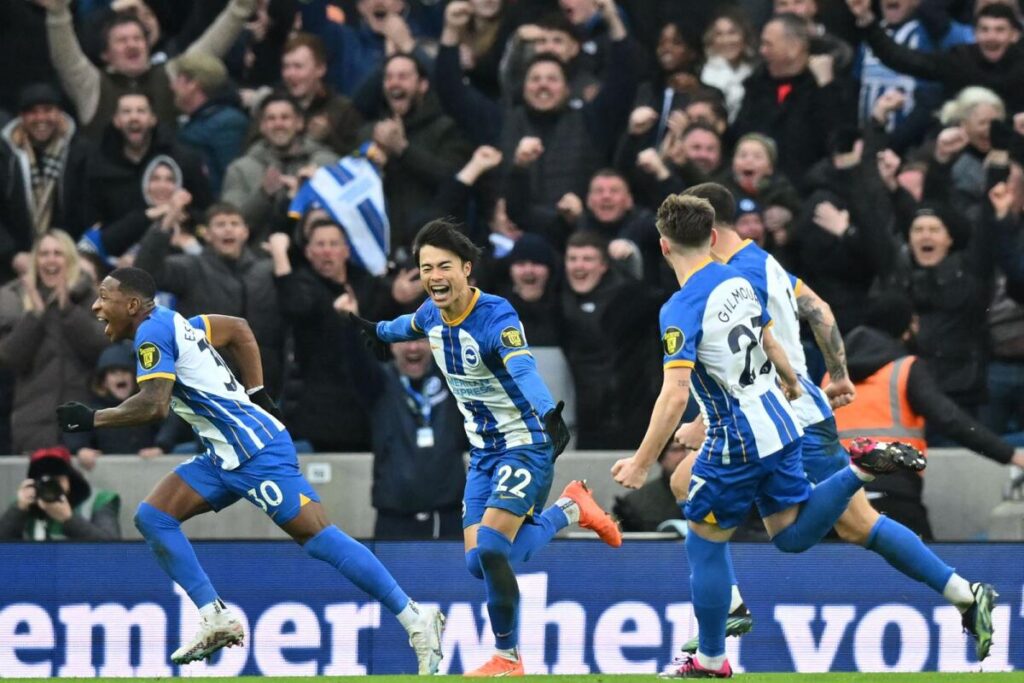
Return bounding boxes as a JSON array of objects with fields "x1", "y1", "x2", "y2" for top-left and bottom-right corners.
[{"x1": 198, "y1": 338, "x2": 240, "y2": 392}]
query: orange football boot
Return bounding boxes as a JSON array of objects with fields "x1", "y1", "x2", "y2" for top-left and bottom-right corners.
[
  {"x1": 464, "y1": 654, "x2": 525, "y2": 677},
  {"x1": 560, "y1": 480, "x2": 623, "y2": 547}
]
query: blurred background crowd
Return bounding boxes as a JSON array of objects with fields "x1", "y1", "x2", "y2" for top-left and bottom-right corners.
[{"x1": 2, "y1": 0, "x2": 1024, "y2": 539}]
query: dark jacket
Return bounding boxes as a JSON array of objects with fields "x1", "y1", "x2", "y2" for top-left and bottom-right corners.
[
  {"x1": 275, "y1": 265, "x2": 395, "y2": 451},
  {"x1": 0, "y1": 491, "x2": 120, "y2": 540},
  {"x1": 357, "y1": 96, "x2": 472, "y2": 251},
  {"x1": 0, "y1": 275, "x2": 108, "y2": 453},
  {"x1": 86, "y1": 125, "x2": 211, "y2": 240},
  {"x1": 434, "y1": 38, "x2": 636, "y2": 150},
  {"x1": 792, "y1": 160, "x2": 895, "y2": 333},
  {"x1": 134, "y1": 227, "x2": 285, "y2": 394},
  {"x1": 731, "y1": 66, "x2": 854, "y2": 187},
  {"x1": 862, "y1": 21, "x2": 1024, "y2": 113},
  {"x1": 612, "y1": 469, "x2": 682, "y2": 532},
  {"x1": 560, "y1": 268, "x2": 660, "y2": 449},
  {"x1": 342, "y1": 328, "x2": 467, "y2": 513},
  {"x1": 845, "y1": 325, "x2": 1012, "y2": 464},
  {"x1": 0, "y1": 115, "x2": 93, "y2": 280},
  {"x1": 178, "y1": 93, "x2": 250, "y2": 195}
]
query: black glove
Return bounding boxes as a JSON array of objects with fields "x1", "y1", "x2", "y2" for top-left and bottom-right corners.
[
  {"x1": 544, "y1": 400, "x2": 570, "y2": 457},
  {"x1": 57, "y1": 402, "x2": 95, "y2": 433},
  {"x1": 249, "y1": 387, "x2": 284, "y2": 421},
  {"x1": 348, "y1": 313, "x2": 390, "y2": 361}
]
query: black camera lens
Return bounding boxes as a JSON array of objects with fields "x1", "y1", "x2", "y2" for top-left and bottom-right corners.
[{"x1": 35, "y1": 476, "x2": 64, "y2": 503}]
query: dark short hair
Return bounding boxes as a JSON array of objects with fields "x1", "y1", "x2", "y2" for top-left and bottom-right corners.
[
  {"x1": 768, "y1": 12, "x2": 811, "y2": 48},
  {"x1": 656, "y1": 194, "x2": 715, "y2": 247},
  {"x1": 116, "y1": 89, "x2": 154, "y2": 109},
  {"x1": 683, "y1": 183, "x2": 736, "y2": 226},
  {"x1": 259, "y1": 92, "x2": 302, "y2": 119},
  {"x1": 102, "y1": 13, "x2": 148, "y2": 52},
  {"x1": 976, "y1": 4, "x2": 1022, "y2": 29},
  {"x1": 536, "y1": 11, "x2": 577, "y2": 38},
  {"x1": 682, "y1": 121, "x2": 721, "y2": 141},
  {"x1": 524, "y1": 53, "x2": 568, "y2": 79},
  {"x1": 413, "y1": 219, "x2": 481, "y2": 266},
  {"x1": 865, "y1": 293, "x2": 913, "y2": 339},
  {"x1": 590, "y1": 168, "x2": 629, "y2": 186},
  {"x1": 384, "y1": 52, "x2": 428, "y2": 79},
  {"x1": 205, "y1": 202, "x2": 244, "y2": 224},
  {"x1": 686, "y1": 90, "x2": 729, "y2": 126},
  {"x1": 283, "y1": 33, "x2": 328, "y2": 65},
  {"x1": 108, "y1": 267, "x2": 156, "y2": 300},
  {"x1": 566, "y1": 230, "x2": 609, "y2": 261}
]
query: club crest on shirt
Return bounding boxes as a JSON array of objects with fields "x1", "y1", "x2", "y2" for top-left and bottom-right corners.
[
  {"x1": 500, "y1": 326, "x2": 525, "y2": 349},
  {"x1": 463, "y1": 345, "x2": 480, "y2": 367},
  {"x1": 138, "y1": 342, "x2": 160, "y2": 370},
  {"x1": 663, "y1": 327, "x2": 684, "y2": 356}
]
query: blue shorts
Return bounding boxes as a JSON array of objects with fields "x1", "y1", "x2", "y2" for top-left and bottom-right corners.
[
  {"x1": 463, "y1": 443, "x2": 555, "y2": 527},
  {"x1": 801, "y1": 417, "x2": 850, "y2": 484},
  {"x1": 684, "y1": 439, "x2": 810, "y2": 529},
  {"x1": 175, "y1": 430, "x2": 321, "y2": 525}
]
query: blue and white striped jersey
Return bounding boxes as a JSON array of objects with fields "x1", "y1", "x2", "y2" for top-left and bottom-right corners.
[
  {"x1": 134, "y1": 307, "x2": 285, "y2": 469},
  {"x1": 662, "y1": 258, "x2": 802, "y2": 462},
  {"x1": 379, "y1": 289, "x2": 552, "y2": 452},
  {"x1": 723, "y1": 239, "x2": 833, "y2": 428}
]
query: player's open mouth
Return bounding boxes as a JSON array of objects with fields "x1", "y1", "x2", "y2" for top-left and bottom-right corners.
[{"x1": 429, "y1": 285, "x2": 451, "y2": 298}]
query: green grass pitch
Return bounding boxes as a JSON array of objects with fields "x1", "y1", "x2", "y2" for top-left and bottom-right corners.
[{"x1": 7, "y1": 675, "x2": 1022, "y2": 682}]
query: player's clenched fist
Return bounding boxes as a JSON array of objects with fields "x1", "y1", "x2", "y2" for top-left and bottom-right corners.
[
  {"x1": 611, "y1": 456, "x2": 649, "y2": 490},
  {"x1": 57, "y1": 402, "x2": 95, "y2": 432}
]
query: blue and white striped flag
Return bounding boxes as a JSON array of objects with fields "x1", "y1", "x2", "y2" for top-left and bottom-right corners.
[{"x1": 288, "y1": 153, "x2": 390, "y2": 275}]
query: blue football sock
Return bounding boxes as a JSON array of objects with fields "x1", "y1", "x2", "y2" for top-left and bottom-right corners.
[
  {"x1": 773, "y1": 466, "x2": 862, "y2": 553},
  {"x1": 686, "y1": 532, "x2": 731, "y2": 658},
  {"x1": 509, "y1": 506, "x2": 567, "y2": 563},
  {"x1": 305, "y1": 525, "x2": 409, "y2": 615},
  {"x1": 465, "y1": 548, "x2": 484, "y2": 580},
  {"x1": 476, "y1": 526, "x2": 519, "y2": 650},
  {"x1": 866, "y1": 516, "x2": 954, "y2": 593},
  {"x1": 134, "y1": 502, "x2": 218, "y2": 608}
]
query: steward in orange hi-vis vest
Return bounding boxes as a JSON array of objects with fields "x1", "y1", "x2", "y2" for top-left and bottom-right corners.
[{"x1": 832, "y1": 356, "x2": 926, "y2": 456}]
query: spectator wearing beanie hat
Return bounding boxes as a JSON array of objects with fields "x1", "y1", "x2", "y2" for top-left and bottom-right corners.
[
  {"x1": 497, "y1": 234, "x2": 562, "y2": 346},
  {"x1": 875, "y1": 202, "x2": 995, "y2": 419},
  {"x1": 0, "y1": 446, "x2": 121, "y2": 540},
  {"x1": 0, "y1": 82, "x2": 93, "y2": 282}
]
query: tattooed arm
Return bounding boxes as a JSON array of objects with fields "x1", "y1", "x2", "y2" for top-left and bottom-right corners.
[
  {"x1": 94, "y1": 378, "x2": 173, "y2": 428},
  {"x1": 796, "y1": 283, "x2": 855, "y2": 408}
]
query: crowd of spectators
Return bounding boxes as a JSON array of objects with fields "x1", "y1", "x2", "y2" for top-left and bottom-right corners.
[{"x1": 2, "y1": 0, "x2": 1024, "y2": 534}]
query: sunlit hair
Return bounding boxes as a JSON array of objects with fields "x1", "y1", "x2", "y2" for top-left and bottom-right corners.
[
  {"x1": 25, "y1": 229, "x2": 80, "y2": 309},
  {"x1": 939, "y1": 86, "x2": 1005, "y2": 126}
]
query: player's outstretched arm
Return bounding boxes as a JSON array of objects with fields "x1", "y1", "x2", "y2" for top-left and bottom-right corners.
[
  {"x1": 796, "y1": 284, "x2": 855, "y2": 407},
  {"x1": 613, "y1": 366, "x2": 691, "y2": 489},
  {"x1": 75, "y1": 378, "x2": 173, "y2": 430}
]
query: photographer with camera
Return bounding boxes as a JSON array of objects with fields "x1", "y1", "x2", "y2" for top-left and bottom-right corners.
[{"x1": 0, "y1": 447, "x2": 121, "y2": 540}]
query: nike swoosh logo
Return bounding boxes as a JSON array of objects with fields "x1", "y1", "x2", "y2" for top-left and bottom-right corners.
[{"x1": 67, "y1": 424, "x2": 79, "y2": 429}]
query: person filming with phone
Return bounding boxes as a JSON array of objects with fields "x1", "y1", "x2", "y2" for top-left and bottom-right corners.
[{"x1": 0, "y1": 447, "x2": 121, "y2": 540}]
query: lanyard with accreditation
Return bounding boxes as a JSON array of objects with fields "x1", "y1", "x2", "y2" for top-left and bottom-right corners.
[{"x1": 400, "y1": 375, "x2": 435, "y2": 448}]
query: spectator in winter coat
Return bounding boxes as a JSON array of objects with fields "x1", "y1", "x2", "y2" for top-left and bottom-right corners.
[
  {"x1": 0, "y1": 84, "x2": 93, "y2": 283},
  {"x1": 171, "y1": 51, "x2": 249, "y2": 194},
  {"x1": 221, "y1": 93, "x2": 338, "y2": 241},
  {"x1": 0, "y1": 231, "x2": 108, "y2": 453},
  {"x1": 38, "y1": 0, "x2": 256, "y2": 138}
]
